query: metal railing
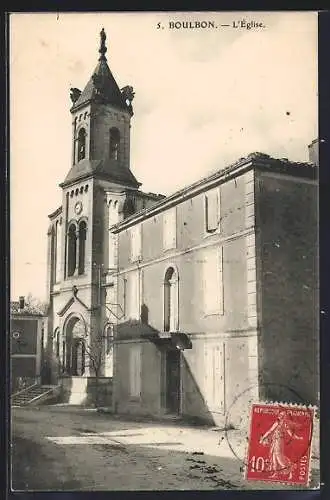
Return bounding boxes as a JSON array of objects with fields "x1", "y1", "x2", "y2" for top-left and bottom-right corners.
[
  {"x1": 11, "y1": 383, "x2": 38, "y2": 398},
  {"x1": 28, "y1": 387, "x2": 56, "y2": 405}
]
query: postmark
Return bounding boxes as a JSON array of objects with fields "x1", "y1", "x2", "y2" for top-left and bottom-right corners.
[
  {"x1": 245, "y1": 403, "x2": 314, "y2": 486},
  {"x1": 222, "y1": 383, "x2": 319, "y2": 487}
]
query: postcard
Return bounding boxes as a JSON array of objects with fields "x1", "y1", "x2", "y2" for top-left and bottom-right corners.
[{"x1": 9, "y1": 11, "x2": 319, "y2": 492}]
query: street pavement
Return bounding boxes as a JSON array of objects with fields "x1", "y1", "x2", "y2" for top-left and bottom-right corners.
[{"x1": 11, "y1": 405, "x2": 320, "y2": 491}]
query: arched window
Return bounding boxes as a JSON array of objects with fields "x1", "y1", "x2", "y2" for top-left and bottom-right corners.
[
  {"x1": 77, "y1": 128, "x2": 86, "y2": 161},
  {"x1": 164, "y1": 267, "x2": 179, "y2": 332},
  {"x1": 78, "y1": 221, "x2": 87, "y2": 275},
  {"x1": 109, "y1": 127, "x2": 120, "y2": 160},
  {"x1": 55, "y1": 220, "x2": 62, "y2": 283},
  {"x1": 67, "y1": 224, "x2": 77, "y2": 277},
  {"x1": 54, "y1": 221, "x2": 58, "y2": 282},
  {"x1": 54, "y1": 328, "x2": 60, "y2": 358}
]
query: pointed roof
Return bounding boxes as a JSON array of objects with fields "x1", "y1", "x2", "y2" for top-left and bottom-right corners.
[{"x1": 70, "y1": 28, "x2": 131, "y2": 114}]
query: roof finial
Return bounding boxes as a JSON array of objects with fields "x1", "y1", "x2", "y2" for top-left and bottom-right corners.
[{"x1": 99, "y1": 28, "x2": 107, "y2": 60}]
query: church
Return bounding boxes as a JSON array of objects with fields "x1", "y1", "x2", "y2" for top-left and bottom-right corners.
[{"x1": 46, "y1": 29, "x2": 318, "y2": 425}]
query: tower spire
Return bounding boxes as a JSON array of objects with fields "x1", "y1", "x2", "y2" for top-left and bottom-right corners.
[{"x1": 99, "y1": 28, "x2": 107, "y2": 61}]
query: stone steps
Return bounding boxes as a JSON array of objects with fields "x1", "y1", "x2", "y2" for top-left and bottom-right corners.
[{"x1": 12, "y1": 385, "x2": 56, "y2": 406}]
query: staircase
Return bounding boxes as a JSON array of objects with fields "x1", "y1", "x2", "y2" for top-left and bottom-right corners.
[{"x1": 12, "y1": 384, "x2": 57, "y2": 407}]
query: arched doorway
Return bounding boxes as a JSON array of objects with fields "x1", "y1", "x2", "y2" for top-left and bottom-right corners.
[{"x1": 64, "y1": 316, "x2": 86, "y2": 376}]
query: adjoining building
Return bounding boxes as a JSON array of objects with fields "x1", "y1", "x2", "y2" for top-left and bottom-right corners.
[
  {"x1": 46, "y1": 29, "x2": 318, "y2": 420},
  {"x1": 111, "y1": 150, "x2": 318, "y2": 425},
  {"x1": 10, "y1": 296, "x2": 48, "y2": 393}
]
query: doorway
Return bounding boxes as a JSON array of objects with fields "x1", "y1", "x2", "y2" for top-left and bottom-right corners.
[
  {"x1": 71, "y1": 338, "x2": 85, "y2": 376},
  {"x1": 165, "y1": 349, "x2": 181, "y2": 414}
]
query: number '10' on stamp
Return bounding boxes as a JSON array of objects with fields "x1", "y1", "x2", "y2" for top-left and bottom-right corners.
[{"x1": 245, "y1": 403, "x2": 314, "y2": 486}]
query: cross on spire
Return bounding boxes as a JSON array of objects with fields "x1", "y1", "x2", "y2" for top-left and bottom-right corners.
[{"x1": 99, "y1": 28, "x2": 107, "y2": 60}]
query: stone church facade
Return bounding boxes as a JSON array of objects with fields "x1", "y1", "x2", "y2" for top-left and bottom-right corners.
[
  {"x1": 46, "y1": 29, "x2": 164, "y2": 404},
  {"x1": 46, "y1": 30, "x2": 318, "y2": 422}
]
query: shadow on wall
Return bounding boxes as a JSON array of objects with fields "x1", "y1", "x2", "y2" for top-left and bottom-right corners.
[
  {"x1": 257, "y1": 183, "x2": 318, "y2": 407},
  {"x1": 116, "y1": 304, "x2": 217, "y2": 427},
  {"x1": 181, "y1": 355, "x2": 216, "y2": 427}
]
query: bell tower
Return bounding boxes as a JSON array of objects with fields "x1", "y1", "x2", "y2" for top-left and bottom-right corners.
[
  {"x1": 46, "y1": 29, "x2": 164, "y2": 391},
  {"x1": 57, "y1": 28, "x2": 141, "y2": 285},
  {"x1": 63, "y1": 28, "x2": 140, "y2": 189}
]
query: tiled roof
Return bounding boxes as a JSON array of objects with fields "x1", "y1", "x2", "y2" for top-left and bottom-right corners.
[
  {"x1": 60, "y1": 158, "x2": 141, "y2": 188},
  {"x1": 112, "y1": 152, "x2": 317, "y2": 231}
]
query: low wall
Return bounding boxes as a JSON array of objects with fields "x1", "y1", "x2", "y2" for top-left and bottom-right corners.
[{"x1": 59, "y1": 376, "x2": 113, "y2": 407}]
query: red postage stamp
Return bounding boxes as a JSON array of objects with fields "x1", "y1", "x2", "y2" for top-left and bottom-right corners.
[{"x1": 245, "y1": 403, "x2": 314, "y2": 486}]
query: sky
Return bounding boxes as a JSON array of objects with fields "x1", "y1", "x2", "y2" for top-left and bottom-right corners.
[{"x1": 10, "y1": 11, "x2": 318, "y2": 301}]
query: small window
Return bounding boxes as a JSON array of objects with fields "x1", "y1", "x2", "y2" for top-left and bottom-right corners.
[
  {"x1": 108, "y1": 199, "x2": 119, "y2": 226},
  {"x1": 205, "y1": 189, "x2": 220, "y2": 233},
  {"x1": 109, "y1": 127, "x2": 120, "y2": 160},
  {"x1": 77, "y1": 128, "x2": 86, "y2": 161}
]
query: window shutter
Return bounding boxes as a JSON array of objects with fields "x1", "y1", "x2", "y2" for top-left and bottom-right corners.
[
  {"x1": 204, "y1": 343, "x2": 224, "y2": 412},
  {"x1": 131, "y1": 225, "x2": 142, "y2": 261},
  {"x1": 163, "y1": 208, "x2": 177, "y2": 250},
  {"x1": 129, "y1": 270, "x2": 140, "y2": 320},
  {"x1": 205, "y1": 189, "x2": 219, "y2": 232}
]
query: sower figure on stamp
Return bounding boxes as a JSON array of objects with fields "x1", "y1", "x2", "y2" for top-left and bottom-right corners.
[{"x1": 259, "y1": 410, "x2": 303, "y2": 480}]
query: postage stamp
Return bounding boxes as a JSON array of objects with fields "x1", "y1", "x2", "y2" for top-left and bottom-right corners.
[{"x1": 245, "y1": 403, "x2": 314, "y2": 486}]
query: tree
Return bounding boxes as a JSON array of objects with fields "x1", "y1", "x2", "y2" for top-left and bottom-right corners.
[
  {"x1": 68, "y1": 321, "x2": 114, "y2": 407},
  {"x1": 11, "y1": 293, "x2": 49, "y2": 315},
  {"x1": 80, "y1": 300, "x2": 124, "y2": 407},
  {"x1": 87, "y1": 324, "x2": 114, "y2": 405},
  {"x1": 25, "y1": 293, "x2": 49, "y2": 314}
]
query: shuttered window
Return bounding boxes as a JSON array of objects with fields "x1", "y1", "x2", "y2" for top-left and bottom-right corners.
[
  {"x1": 202, "y1": 246, "x2": 224, "y2": 315},
  {"x1": 129, "y1": 343, "x2": 141, "y2": 397},
  {"x1": 128, "y1": 270, "x2": 140, "y2": 320},
  {"x1": 163, "y1": 207, "x2": 177, "y2": 250},
  {"x1": 131, "y1": 224, "x2": 142, "y2": 262},
  {"x1": 204, "y1": 342, "x2": 225, "y2": 412},
  {"x1": 205, "y1": 188, "x2": 220, "y2": 233}
]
